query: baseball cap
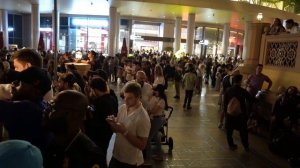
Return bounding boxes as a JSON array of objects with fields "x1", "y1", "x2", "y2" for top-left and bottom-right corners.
[
  {"x1": 0, "y1": 140, "x2": 43, "y2": 168},
  {"x1": 16, "y1": 67, "x2": 51, "y2": 96}
]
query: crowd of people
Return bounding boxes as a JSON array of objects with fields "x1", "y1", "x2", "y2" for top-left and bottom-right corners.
[{"x1": 0, "y1": 47, "x2": 300, "y2": 167}]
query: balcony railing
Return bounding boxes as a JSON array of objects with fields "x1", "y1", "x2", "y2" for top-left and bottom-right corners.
[{"x1": 260, "y1": 33, "x2": 300, "y2": 72}]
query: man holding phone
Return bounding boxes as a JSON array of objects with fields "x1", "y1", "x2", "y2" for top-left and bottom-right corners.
[{"x1": 106, "y1": 82, "x2": 150, "y2": 168}]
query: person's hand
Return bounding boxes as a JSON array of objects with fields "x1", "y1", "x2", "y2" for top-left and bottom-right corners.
[{"x1": 106, "y1": 115, "x2": 127, "y2": 134}]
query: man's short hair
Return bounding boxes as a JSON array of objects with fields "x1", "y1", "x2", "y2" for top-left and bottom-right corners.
[
  {"x1": 13, "y1": 49, "x2": 42, "y2": 68},
  {"x1": 124, "y1": 82, "x2": 142, "y2": 98}
]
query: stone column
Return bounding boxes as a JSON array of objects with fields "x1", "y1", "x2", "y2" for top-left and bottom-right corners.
[
  {"x1": 161, "y1": 20, "x2": 175, "y2": 51},
  {"x1": 0, "y1": 10, "x2": 9, "y2": 48},
  {"x1": 108, "y1": 7, "x2": 117, "y2": 56},
  {"x1": 221, "y1": 23, "x2": 230, "y2": 56},
  {"x1": 115, "y1": 12, "x2": 120, "y2": 54},
  {"x1": 240, "y1": 21, "x2": 270, "y2": 74},
  {"x1": 52, "y1": 0, "x2": 59, "y2": 78},
  {"x1": 174, "y1": 17, "x2": 182, "y2": 52},
  {"x1": 186, "y1": 13, "x2": 195, "y2": 55},
  {"x1": 31, "y1": 3, "x2": 40, "y2": 49}
]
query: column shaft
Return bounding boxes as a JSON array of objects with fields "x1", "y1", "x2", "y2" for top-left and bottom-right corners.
[
  {"x1": 115, "y1": 12, "x2": 120, "y2": 54},
  {"x1": 186, "y1": 13, "x2": 195, "y2": 54},
  {"x1": 221, "y1": 23, "x2": 230, "y2": 56},
  {"x1": 108, "y1": 7, "x2": 117, "y2": 56},
  {"x1": 174, "y1": 17, "x2": 182, "y2": 52},
  {"x1": 31, "y1": 3, "x2": 40, "y2": 49},
  {"x1": 1, "y1": 10, "x2": 9, "y2": 48}
]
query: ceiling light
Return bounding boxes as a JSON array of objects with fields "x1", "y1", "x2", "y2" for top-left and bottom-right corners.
[{"x1": 257, "y1": 13, "x2": 263, "y2": 21}]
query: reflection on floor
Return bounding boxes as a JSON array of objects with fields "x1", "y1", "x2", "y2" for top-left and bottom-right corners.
[{"x1": 108, "y1": 82, "x2": 289, "y2": 168}]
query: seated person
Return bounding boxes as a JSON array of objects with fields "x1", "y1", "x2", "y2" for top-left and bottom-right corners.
[{"x1": 270, "y1": 86, "x2": 300, "y2": 137}]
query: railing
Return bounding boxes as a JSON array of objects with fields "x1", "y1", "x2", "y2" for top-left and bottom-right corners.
[{"x1": 260, "y1": 33, "x2": 300, "y2": 73}]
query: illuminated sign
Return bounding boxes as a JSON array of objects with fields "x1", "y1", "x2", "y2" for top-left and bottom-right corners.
[{"x1": 71, "y1": 18, "x2": 108, "y2": 28}]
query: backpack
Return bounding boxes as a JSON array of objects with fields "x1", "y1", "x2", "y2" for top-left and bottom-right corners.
[{"x1": 227, "y1": 97, "x2": 242, "y2": 116}]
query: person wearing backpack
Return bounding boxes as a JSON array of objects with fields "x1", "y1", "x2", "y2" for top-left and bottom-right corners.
[{"x1": 224, "y1": 74, "x2": 253, "y2": 151}]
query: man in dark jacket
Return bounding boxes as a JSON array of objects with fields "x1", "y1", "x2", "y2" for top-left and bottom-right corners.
[
  {"x1": 224, "y1": 74, "x2": 253, "y2": 151},
  {"x1": 0, "y1": 67, "x2": 51, "y2": 150}
]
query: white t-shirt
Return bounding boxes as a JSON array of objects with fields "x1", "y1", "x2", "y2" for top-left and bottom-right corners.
[{"x1": 113, "y1": 103, "x2": 150, "y2": 166}]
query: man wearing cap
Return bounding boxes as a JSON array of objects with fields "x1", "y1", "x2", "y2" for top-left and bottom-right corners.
[{"x1": 0, "y1": 67, "x2": 51, "y2": 150}]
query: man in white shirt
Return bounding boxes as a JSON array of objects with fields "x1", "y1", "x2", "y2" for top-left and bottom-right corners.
[
  {"x1": 121, "y1": 71, "x2": 152, "y2": 109},
  {"x1": 106, "y1": 82, "x2": 150, "y2": 167}
]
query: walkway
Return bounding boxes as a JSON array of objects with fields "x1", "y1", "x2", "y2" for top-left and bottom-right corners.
[{"x1": 109, "y1": 82, "x2": 289, "y2": 168}]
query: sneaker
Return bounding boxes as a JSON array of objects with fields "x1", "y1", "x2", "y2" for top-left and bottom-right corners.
[{"x1": 229, "y1": 144, "x2": 238, "y2": 151}]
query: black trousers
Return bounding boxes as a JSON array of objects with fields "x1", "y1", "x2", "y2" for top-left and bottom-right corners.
[
  {"x1": 225, "y1": 115, "x2": 249, "y2": 149},
  {"x1": 184, "y1": 90, "x2": 193, "y2": 107},
  {"x1": 109, "y1": 157, "x2": 139, "y2": 168}
]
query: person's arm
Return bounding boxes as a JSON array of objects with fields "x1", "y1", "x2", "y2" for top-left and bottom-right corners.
[{"x1": 265, "y1": 76, "x2": 272, "y2": 90}]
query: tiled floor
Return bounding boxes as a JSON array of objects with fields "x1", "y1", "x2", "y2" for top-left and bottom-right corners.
[{"x1": 109, "y1": 82, "x2": 289, "y2": 168}]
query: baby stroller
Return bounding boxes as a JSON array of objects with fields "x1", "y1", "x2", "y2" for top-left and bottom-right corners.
[{"x1": 154, "y1": 106, "x2": 174, "y2": 152}]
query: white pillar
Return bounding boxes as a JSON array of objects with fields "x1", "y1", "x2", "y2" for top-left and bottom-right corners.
[
  {"x1": 31, "y1": 3, "x2": 40, "y2": 49},
  {"x1": 0, "y1": 10, "x2": 9, "y2": 48},
  {"x1": 174, "y1": 17, "x2": 182, "y2": 52},
  {"x1": 186, "y1": 13, "x2": 195, "y2": 55},
  {"x1": 221, "y1": 23, "x2": 230, "y2": 56},
  {"x1": 108, "y1": 7, "x2": 117, "y2": 56},
  {"x1": 161, "y1": 21, "x2": 175, "y2": 51},
  {"x1": 52, "y1": 0, "x2": 59, "y2": 78},
  {"x1": 242, "y1": 21, "x2": 251, "y2": 60},
  {"x1": 115, "y1": 12, "x2": 120, "y2": 54}
]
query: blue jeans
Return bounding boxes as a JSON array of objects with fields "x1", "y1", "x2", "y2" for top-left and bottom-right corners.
[{"x1": 145, "y1": 117, "x2": 165, "y2": 160}]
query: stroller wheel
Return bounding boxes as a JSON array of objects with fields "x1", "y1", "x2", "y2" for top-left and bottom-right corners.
[{"x1": 168, "y1": 137, "x2": 174, "y2": 151}]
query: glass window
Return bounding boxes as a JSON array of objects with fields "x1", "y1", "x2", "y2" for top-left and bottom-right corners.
[{"x1": 8, "y1": 14, "x2": 22, "y2": 48}]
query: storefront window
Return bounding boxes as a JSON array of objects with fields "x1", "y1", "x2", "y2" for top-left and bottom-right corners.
[
  {"x1": 131, "y1": 23, "x2": 160, "y2": 51},
  {"x1": 69, "y1": 17, "x2": 109, "y2": 52}
]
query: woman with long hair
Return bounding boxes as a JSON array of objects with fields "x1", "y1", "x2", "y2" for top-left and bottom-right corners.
[
  {"x1": 145, "y1": 84, "x2": 168, "y2": 161},
  {"x1": 153, "y1": 64, "x2": 165, "y2": 87}
]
